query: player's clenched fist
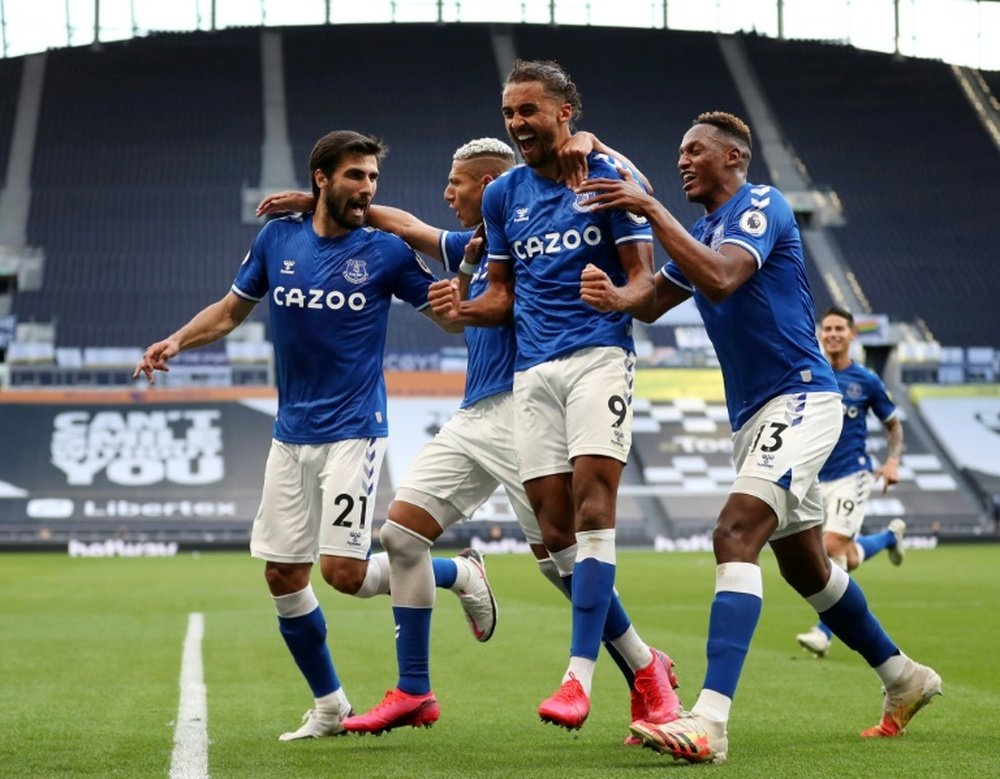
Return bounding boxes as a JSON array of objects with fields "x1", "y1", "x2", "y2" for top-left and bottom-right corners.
[
  {"x1": 428, "y1": 278, "x2": 461, "y2": 323},
  {"x1": 579, "y1": 263, "x2": 622, "y2": 312}
]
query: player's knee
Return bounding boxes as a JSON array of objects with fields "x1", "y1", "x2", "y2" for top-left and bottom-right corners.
[
  {"x1": 538, "y1": 519, "x2": 575, "y2": 552},
  {"x1": 713, "y1": 492, "x2": 776, "y2": 561},
  {"x1": 712, "y1": 517, "x2": 763, "y2": 562},
  {"x1": 575, "y1": 493, "x2": 615, "y2": 532},
  {"x1": 525, "y1": 475, "x2": 573, "y2": 532},
  {"x1": 781, "y1": 557, "x2": 831, "y2": 597},
  {"x1": 378, "y1": 519, "x2": 406, "y2": 554},
  {"x1": 379, "y1": 519, "x2": 430, "y2": 563},
  {"x1": 263, "y1": 562, "x2": 309, "y2": 595},
  {"x1": 320, "y1": 558, "x2": 367, "y2": 595}
]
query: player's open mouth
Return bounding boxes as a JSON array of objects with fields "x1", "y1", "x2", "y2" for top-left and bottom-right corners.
[
  {"x1": 516, "y1": 132, "x2": 537, "y2": 156},
  {"x1": 681, "y1": 172, "x2": 696, "y2": 190}
]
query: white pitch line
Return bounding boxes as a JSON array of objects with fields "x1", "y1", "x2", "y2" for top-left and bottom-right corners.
[{"x1": 170, "y1": 612, "x2": 208, "y2": 779}]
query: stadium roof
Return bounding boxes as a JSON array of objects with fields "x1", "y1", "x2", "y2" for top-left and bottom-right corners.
[{"x1": 1, "y1": 0, "x2": 999, "y2": 71}]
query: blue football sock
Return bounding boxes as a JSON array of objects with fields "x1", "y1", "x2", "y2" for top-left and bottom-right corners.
[
  {"x1": 703, "y1": 591, "x2": 762, "y2": 699},
  {"x1": 393, "y1": 605, "x2": 432, "y2": 695},
  {"x1": 819, "y1": 578, "x2": 897, "y2": 667},
  {"x1": 604, "y1": 592, "x2": 632, "y2": 641},
  {"x1": 564, "y1": 572, "x2": 637, "y2": 685},
  {"x1": 570, "y1": 557, "x2": 615, "y2": 661},
  {"x1": 431, "y1": 557, "x2": 457, "y2": 589},
  {"x1": 856, "y1": 529, "x2": 895, "y2": 560},
  {"x1": 816, "y1": 621, "x2": 833, "y2": 640},
  {"x1": 278, "y1": 607, "x2": 339, "y2": 698}
]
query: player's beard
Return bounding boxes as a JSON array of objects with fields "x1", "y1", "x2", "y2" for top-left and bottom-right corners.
[
  {"x1": 323, "y1": 189, "x2": 368, "y2": 231},
  {"x1": 513, "y1": 125, "x2": 558, "y2": 169}
]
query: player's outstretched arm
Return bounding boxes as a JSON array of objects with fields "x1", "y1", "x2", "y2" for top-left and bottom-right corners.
[
  {"x1": 255, "y1": 190, "x2": 315, "y2": 217},
  {"x1": 581, "y1": 264, "x2": 690, "y2": 323},
  {"x1": 367, "y1": 205, "x2": 444, "y2": 261},
  {"x1": 133, "y1": 292, "x2": 256, "y2": 384},
  {"x1": 875, "y1": 416, "x2": 904, "y2": 492},
  {"x1": 578, "y1": 171, "x2": 755, "y2": 304}
]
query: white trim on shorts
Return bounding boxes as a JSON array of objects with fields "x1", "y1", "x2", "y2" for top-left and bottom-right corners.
[
  {"x1": 513, "y1": 345, "x2": 635, "y2": 482},
  {"x1": 730, "y1": 391, "x2": 842, "y2": 541},
  {"x1": 820, "y1": 469, "x2": 873, "y2": 539},
  {"x1": 249, "y1": 437, "x2": 386, "y2": 563}
]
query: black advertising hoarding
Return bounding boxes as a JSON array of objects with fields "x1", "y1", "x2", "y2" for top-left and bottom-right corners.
[{"x1": 0, "y1": 392, "x2": 277, "y2": 547}]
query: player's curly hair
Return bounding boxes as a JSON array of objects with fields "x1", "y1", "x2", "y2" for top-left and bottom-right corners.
[
  {"x1": 505, "y1": 59, "x2": 583, "y2": 125},
  {"x1": 308, "y1": 130, "x2": 387, "y2": 199},
  {"x1": 694, "y1": 111, "x2": 752, "y2": 166}
]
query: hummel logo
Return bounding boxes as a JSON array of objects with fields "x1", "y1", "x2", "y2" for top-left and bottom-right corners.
[
  {"x1": 513, "y1": 207, "x2": 530, "y2": 222},
  {"x1": 757, "y1": 453, "x2": 776, "y2": 468},
  {"x1": 280, "y1": 259, "x2": 296, "y2": 275}
]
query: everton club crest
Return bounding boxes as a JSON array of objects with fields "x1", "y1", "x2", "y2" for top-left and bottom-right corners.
[{"x1": 343, "y1": 259, "x2": 369, "y2": 284}]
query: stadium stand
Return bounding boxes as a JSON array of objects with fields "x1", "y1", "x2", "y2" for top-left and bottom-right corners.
[
  {"x1": 14, "y1": 29, "x2": 264, "y2": 348},
  {"x1": 0, "y1": 56, "x2": 22, "y2": 186},
  {"x1": 282, "y1": 24, "x2": 503, "y2": 230},
  {"x1": 744, "y1": 34, "x2": 1000, "y2": 348},
  {"x1": 981, "y1": 69, "x2": 1000, "y2": 99}
]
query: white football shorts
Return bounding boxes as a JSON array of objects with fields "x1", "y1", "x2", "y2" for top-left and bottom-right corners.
[
  {"x1": 250, "y1": 436, "x2": 386, "y2": 563},
  {"x1": 513, "y1": 345, "x2": 636, "y2": 482},
  {"x1": 820, "y1": 469, "x2": 874, "y2": 539},
  {"x1": 394, "y1": 391, "x2": 541, "y2": 545},
  {"x1": 730, "y1": 391, "x2": 842, "y2": 540}
]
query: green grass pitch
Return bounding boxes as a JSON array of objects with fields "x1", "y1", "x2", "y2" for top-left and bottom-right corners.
[{"x1": 1, "y1": 545, "x2": 997, "y2": 777}]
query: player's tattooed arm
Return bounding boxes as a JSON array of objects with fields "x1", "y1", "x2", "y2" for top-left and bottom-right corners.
[{"x1": 875, "y1": 416, "x2": 904, "y2": 492}]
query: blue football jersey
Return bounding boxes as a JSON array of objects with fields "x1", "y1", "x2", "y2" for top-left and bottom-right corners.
[
  {"x1": 482, "y1": 153, "x2": 654, "y2": 370},
  {"x1": 662, "y1": 183, "x2": 838, "y2": 431},
  {"x1": 440, "y1": 229, "x2": 517, "y2": 408},
  {"x1": 819, "y1": 361, "x2": 897, "y2": 481},
  {"x1": 232, "y1": 215, "x2": 435, "y2": 444}
]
